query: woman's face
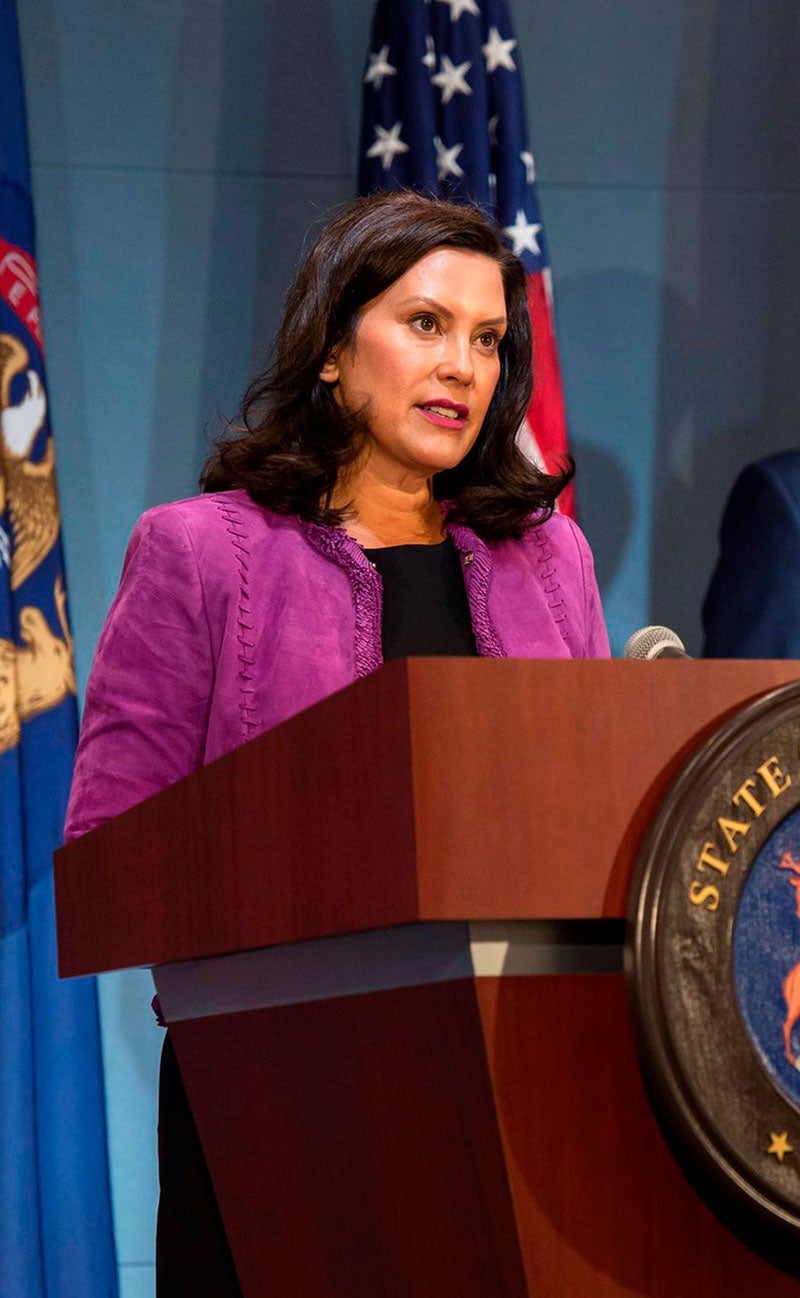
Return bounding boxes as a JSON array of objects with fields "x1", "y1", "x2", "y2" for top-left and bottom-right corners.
[{"x1": 321, "y1": 248, "x2": 507, "y2": 484}]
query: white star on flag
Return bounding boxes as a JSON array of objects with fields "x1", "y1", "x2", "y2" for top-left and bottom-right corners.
[
  {"x1": 364, "y1": 45, "x2": 397, "y2": 91},
  {"x1": 521, "y1": 150, "x2": 536, "y2": 184},
  {"x1": 366, "y1": 122, "x2": 410, "y2": 171},
  {"x1": 503, "y1": 209, "x2": 542, "y2": 256},
  {"x1": 434, "y1": 136, "x2": 465, "y2": 180},
  {"x1": 431, "y1": 55, "x2": 472, "y2": 105},
  {"x1": 422, "y1": 35, "x2": 436, "y2": 69},
  {"x1": 436, "y1": 0, "x2": 480, "y2": 19},
  {"x1": 482, "y1": 26, "x2": 517, "y2": 73}
]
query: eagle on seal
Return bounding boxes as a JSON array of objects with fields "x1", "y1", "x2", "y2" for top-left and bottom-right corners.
[{"x1": 0, "y1": 331, "x2": 59, "y2": 590}]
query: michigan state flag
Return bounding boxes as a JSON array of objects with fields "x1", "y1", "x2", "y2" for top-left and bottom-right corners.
[{"x1": 0, "y1": 1, "x2": 118, "y2": 1293}]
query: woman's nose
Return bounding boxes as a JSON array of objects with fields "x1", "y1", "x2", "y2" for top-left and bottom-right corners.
[{"x1": 436, "y1": 334, "x2": 474, "y2": 385}]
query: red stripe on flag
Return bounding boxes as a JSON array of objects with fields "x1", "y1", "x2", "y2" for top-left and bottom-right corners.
[
  {"x1": 0, "y1": 235, "x2": 43, "y2": 351},
  {"x1": 524, "y1": 271, "x2": 574, "y2": 518}
]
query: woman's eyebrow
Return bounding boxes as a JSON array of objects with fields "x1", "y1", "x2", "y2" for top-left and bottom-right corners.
[{"x1": 395, "y1": 295, "x2": 507, "y2": 327}]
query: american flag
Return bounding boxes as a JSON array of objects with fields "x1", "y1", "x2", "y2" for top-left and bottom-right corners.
[{"x1": 359, "y1": 0, "x2": 574, "y2": 518}]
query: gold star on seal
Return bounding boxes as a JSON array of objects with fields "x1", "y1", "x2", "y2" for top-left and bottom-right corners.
[{"x1": 767, "y1": 1131, "x2": 793, "y2": 1162}]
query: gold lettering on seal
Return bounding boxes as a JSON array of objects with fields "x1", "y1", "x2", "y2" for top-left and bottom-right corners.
[
  {"x1": 688, "y1": 752, "x2": 794, "y2": 911},
  {"x1": 696, "y1": 843, "x2": 729, "y2": 876},
  {"x1": 688, "y1": 881, "x2": 719, "y2": 912},
  {"x1": 758, "y1": 756, "x2": 791, "y2": 799},
  {"x1": 717, "y1": 817, "x2": 751, "y2": 853},
  {"x1": 732, "y1": 778, "x2": 765, "y2": 818}
]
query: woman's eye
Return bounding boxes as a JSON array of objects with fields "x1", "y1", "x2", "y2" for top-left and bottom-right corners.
[
  {"x1": 477, "y1": 330, "x2": 500, "y2": 350},
  {"x1": 413, "y1": 314, "x2": 438, "y2": 333}
]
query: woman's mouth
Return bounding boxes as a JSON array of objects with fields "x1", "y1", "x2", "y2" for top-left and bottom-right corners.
[{"x1": 416, "y1": 402, "x2": 469, "y2": 429}]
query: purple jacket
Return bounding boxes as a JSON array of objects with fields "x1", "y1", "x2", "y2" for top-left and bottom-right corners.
[{"x1": 64, "y1": 489, "x2": 609, "y2": 840}]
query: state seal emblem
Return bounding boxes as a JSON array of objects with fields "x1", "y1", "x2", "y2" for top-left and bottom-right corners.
[
  {"x1": 627, "y1": 682, "x2": 800, "y2": 1274},
  {"x1": 0, "y1": 321, "x2": 75, "y2": 752}
]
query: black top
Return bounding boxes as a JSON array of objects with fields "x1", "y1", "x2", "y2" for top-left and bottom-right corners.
[{"x1": 363, "y1": 537, "x2": 478, "y2": 660}]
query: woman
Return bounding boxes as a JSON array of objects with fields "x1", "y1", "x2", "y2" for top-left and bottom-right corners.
[{"x1": 64, "y1": 189, "x2": 609, "y2": 1293}]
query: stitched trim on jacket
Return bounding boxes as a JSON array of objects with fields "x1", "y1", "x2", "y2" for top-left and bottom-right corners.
[
  {"x1": 300, "y1": 522, "x2": 383, "y2": 678},
  {"x1": 212, "y1": 496, "x2": 257, "y2": 738},
  {"x1": 531, "y1": 524, "x2": 569, "y2": 644},
  {"x1": 446, "y1": 523, "x2": 505, "y2": 657}
]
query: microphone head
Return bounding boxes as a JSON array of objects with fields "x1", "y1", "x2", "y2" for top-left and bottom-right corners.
[{"x1": 624, "y1": 625, "x2": 687, "y2": 660}]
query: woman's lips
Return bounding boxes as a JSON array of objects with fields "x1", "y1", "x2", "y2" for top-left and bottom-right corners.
[{"x1": 416, "y1": 402, "x2": 469, "y2": 429}]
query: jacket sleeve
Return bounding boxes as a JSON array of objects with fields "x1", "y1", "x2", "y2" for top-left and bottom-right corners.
[
  {"x1": 703, "y1": 460, "x2": 800, "y2": 658},
  {"x1": 565, "y1": 517, "x2": 611, "y2": 659},
  {"x1": 64, "y1": 507, "x2": 214, "y2": 840}
]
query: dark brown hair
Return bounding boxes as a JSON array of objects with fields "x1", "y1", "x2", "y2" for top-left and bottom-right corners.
[{"x1": 201, "y1": 190, "x2": 573, "y2": 538}]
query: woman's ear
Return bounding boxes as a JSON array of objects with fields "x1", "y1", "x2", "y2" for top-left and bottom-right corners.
[{"x1": 319, "y1": 351, "x2": 339, "y2": 384}]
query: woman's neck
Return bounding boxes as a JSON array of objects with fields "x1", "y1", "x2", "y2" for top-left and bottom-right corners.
[{"x1": 333, "y1": 465, "x2": 445, "y2": 549}]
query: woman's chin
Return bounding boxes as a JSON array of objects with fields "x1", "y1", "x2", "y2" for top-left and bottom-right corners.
[{"x1": 399, "y1": 435, "x2": 475, "y2": 477}]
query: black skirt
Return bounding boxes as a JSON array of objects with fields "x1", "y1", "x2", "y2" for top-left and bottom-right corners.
[{"x1": 156, "y1": 1035, "x2": 242, "y2": 1297}]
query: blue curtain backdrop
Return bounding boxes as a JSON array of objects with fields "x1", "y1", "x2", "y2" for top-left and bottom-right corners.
[{"x1": 0, "y1": 1, "x2": 118, "y2": 1293}]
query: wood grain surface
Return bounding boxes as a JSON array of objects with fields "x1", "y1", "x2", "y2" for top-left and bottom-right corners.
[
  {"x1": 408, "y1": 658, "x2": 800, "y2": 919},
  {"x1": 476, "y1": 972, "x2": 800, "y2": 1296},
  {"x1": 56, "y1": 658, "x2": 800, "y2": 976},
  {"x1": 171, "y1": 979, "x2": 528, "y2": 1298}
]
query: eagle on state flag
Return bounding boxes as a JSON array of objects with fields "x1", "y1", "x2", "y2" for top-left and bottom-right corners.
[{"x1": 0, "y1": 0, "x2": 117, "y2": 1293}]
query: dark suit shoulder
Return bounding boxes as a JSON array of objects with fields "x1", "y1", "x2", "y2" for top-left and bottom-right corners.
[{"x1": 743, "y1": 450, "x2": 800, "y2": 507}]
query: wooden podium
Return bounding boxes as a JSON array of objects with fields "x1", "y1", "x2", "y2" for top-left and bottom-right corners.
[{"x1": 55, "y1": 659, "x2": 800, "y2": 1297}]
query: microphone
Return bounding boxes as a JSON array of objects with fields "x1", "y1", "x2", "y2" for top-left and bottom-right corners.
[{"x1": 624, "y1": 625, "x2": 690, "y2": 660}]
